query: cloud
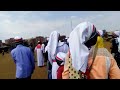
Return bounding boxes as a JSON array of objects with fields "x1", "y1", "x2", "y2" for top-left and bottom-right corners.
[
  {"x1": 1, "y1": 11, "x2": 120, "y2": 42},
  {"x1": 71, "y1": 16, "x2": 77, "y2": 19},
  {"x1": 0, "y1": 13, "x2": 71, "y2": 41}
]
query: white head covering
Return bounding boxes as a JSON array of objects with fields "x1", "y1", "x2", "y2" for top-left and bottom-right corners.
[
  {"x1": 56, "y1": 52, "x2": 66, "y2": 65},
  {"x1": 69, "y1": 22, "x2": 96, "y2": 73},
  {"x1": 47, "y1": 31, "x2": 60, "y2": 65},
  {"x1": 97, "y1": 30, "x2": 103, "y2": 36},
  {"x1": 114, "y1": 31, "x2": 120, "y2": 37}
]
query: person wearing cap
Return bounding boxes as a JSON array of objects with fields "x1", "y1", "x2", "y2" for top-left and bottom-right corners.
[
  {"x1": 55, "y1": 52, "x2": 66, "y2": 79},
  {"x1": 35, "y1": 41, "x2": 44, "y2": 67},
  {"x1": 11, "y1": 36, "x2": 35, "y2": 79}
]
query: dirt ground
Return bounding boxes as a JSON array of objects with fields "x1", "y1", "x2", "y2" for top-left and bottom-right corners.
[
  {"x1": 0, "y1": 53, "x2": 47, "y2": 79},
  {"x1": 0, "y1": 41, "x2": 111, "y2": 79}
]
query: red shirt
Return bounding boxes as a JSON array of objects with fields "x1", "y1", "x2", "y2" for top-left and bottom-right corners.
[{"x1": 57, "y1": 65, "x2": 64, "y2": 79}]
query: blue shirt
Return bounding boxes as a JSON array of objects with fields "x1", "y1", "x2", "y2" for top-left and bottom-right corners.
[{"x1": 11, "y1": 45, "x2": 35, "y2": 78}]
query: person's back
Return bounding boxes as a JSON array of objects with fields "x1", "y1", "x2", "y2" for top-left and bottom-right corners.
[
  {"x1": 88, "y1": 36, "x2": 120, "y2": 79},
  {"x1": 11, "y1": 44, "x2": 35, "y2": 79},
  {"x1": 88, "y1": 47, "x2": 120, "y2": 79}
]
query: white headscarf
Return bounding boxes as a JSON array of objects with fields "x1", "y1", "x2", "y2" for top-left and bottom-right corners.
[
  {"x1": 114, "y1": 31, "x2": 120, "y2": 37},
  {"x1": 47, "y1": 31, "x2": 60, "y2": 65},
  {"x1": 69, "y1": 22, "x2": 96, "y2": 73},
  {"x1": 97, "y1": 30, "x2": 103, "y2": 36},
  {"x1": 56, "y1": 52, "x2": 66, "y2": 65}
]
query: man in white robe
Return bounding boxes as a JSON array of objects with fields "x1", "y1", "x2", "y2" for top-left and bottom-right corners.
[{"x1": 35, "y1": 41, "x2": 44, "y2": 67}]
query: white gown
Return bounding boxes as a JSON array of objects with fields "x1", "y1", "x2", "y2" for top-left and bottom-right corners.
[
  {"x1": 52, "y1": 41, "x2": 69, "y2": 79},
  {"x1": 35, "y1": 44, "x2": 44, "y2": 67},
  {"x1": 52, "y1": 61, "x2": 59, "y2": 79}
]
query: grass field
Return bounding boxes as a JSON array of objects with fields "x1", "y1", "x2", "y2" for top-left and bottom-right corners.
[{"x1": 0, "y1": 41, "x2": 111, "y2": 79}]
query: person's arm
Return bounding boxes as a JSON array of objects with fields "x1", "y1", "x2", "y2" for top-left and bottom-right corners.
[
  {"x1": 109, "y1": 58, "x2": 120, "y2": 79},
  {"x1": 11, "y1": 50, "x2": 16, "y2": 63}
]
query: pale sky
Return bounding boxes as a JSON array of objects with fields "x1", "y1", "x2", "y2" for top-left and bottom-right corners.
[{"x1": 0, "y1": 11, "x2": 120, "y2": 42}]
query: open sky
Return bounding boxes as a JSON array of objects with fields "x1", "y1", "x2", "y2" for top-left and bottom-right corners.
[{"x1": 0, "y1": 11, "x2": 120, "y2": 42}]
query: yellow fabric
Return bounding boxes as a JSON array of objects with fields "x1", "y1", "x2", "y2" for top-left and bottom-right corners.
[{"x1": 95, "y1": 36, "x2": 104, "y2": 48}]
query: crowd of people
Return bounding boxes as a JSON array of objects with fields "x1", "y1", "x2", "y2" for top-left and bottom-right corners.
[
  {"x1": 45, "y1": 21, "x2": 120, "y2": 79},
  {"x1": 10, "y1": 21, "x2": 120, "y2": 79}
]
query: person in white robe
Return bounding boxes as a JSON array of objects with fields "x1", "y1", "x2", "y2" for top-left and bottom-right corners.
[
  {"x1": 35, "y1": 41, "x2": 44, "y2": 67},
  {"x1": 57, "y1": 40, "x2": 69, "y2": 53},
  {"x1": 46, "y1": 31, "x2": 60, "y2": 79},
  {"x1": 46, "y1": 31, "x2": 69, "y2": 79}
]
